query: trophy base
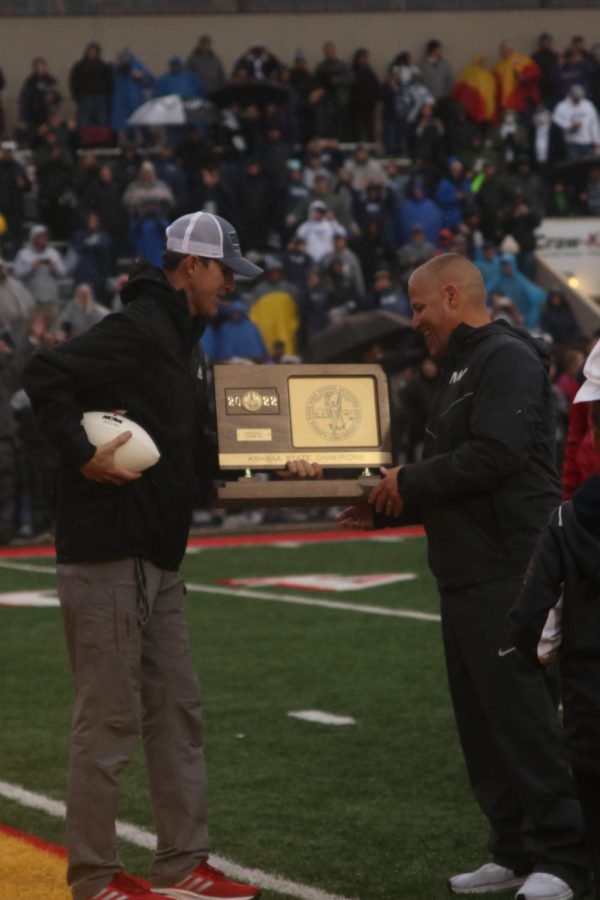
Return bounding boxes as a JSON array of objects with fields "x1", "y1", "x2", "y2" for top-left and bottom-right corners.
[{"x1": 216, "y1": 476, "x2": 380, "y2": 508}]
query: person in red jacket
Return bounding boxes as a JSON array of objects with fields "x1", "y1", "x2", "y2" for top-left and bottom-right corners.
[
  {"x1": 494, "y1": 40, "x2": 541, "y2": 115},
  {"x1": 562, "y1": 399, "x2": 600, "y2": 499},
  {"x1": 562, "y1": 340, "x2": 600, "y2": 499}
]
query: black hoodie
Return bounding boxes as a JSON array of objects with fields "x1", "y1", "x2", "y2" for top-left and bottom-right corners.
[
  {"x1": 23, "y1": 262, "x2": 218, "y2": 570},
  {"x1": 509, "y1": 474, "x2": 600, "y2": 775},
  {"x1": 396, "y1": 320, "x2": 561, "y2": 589}
]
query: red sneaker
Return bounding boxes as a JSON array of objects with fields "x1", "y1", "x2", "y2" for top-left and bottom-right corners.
[
  {"x1": 153, "y1": 861, "x2": 260, "y2": 899},
  {"x1": 91, "y1": 872, "x2": 166, "y2": 899}
]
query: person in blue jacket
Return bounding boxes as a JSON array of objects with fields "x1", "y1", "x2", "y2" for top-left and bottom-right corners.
[
  {"x1": 111, "y1": 49, "x2": 154, "y2": 133},
  {"x1": 485, "y1": 254, "x2": 547, "y2": 331},
  {"x1": 129, "y1": 202, "x2": 168, "y2": 268},
  {"x1": 201, "y1": 297, "x2": 267, "y2": 363},
  {"x1": 395, "y1": 176, "x2": 442, "y2": 246},
  {"x1": 154, "y1": 56, "x2": 206, "y2": 100},
  {"x1": 473, "y1": 240, "x2": 502, "y2": 284},
  {"x1": 435, "y1": 157, "x2": 472, "y2": 230},
  {"x1": 71, "y1": 211, "x2": 112, "y2": 303}
]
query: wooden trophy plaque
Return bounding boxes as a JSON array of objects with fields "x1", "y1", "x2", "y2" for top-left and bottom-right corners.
[{"x1": 214, "y1": 364, "x2": 392, "y2": 507}]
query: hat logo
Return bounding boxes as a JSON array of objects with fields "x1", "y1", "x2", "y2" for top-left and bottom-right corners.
[{"x1": 229, "y1": 230, "x2": 241, "y2": 254}]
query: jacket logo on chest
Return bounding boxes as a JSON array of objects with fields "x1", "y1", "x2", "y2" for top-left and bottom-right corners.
[{"x1": 449, "y1": 368, "x2": 468, "y2": 384}]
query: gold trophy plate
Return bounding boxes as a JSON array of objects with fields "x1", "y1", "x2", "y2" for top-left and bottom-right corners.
[{"x1": 214, "y1": 364, "x2": 392, "y2": 507}]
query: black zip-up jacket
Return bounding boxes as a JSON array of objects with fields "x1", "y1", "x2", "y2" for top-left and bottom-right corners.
[
  {"x1": 23, "y1": 263, "x2": 218, "y2": 571},
  {"x1": 509, "y1": 474, "x2": 600, "y2": 775},
  {"x1": 396, "y1": 320, "x2": 561, "y2": 589}
]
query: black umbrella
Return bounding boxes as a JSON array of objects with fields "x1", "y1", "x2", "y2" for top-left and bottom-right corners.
[
  {"x1": 550, "y1": 153, "x2": 600, "y2": 188},
  {"x1": 306, "y1": 310, "x2": 412, "y2": 364},
  {"x1": 208, "y1": 80, "x2": 290, "y2": 110}
]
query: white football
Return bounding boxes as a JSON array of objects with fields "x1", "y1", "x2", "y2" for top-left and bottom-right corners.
[{"x1": 81, "y1": 411, "x2": 160, "y2": 472}]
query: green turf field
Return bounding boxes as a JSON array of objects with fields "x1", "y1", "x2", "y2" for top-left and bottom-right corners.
[{"x1": 0, "y1": 533, "x2": 488, "y2": 900}]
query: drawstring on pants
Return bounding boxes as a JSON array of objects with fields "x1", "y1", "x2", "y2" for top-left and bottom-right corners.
[{"x1": 134, "y1": 557, "x2": 149, "y2": 625}]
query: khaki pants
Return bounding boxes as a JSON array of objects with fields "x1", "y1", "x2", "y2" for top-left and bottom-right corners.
[{"x1": 57, "y1": 558, "x2": 208, "y2": 900}]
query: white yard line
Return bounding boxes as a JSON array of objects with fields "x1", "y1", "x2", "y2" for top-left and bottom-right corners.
[
  {"x1": 0, "y1": 560, "x2": 440, "y2": 622},
  {"x1": 185, "y1": 581, "x2": 441, "y2": 622},
  {"x1": 288, "y1": 710, "x2": 356, "y2": 726},
  {"x1": 0, "y1": 779, "x2": 356, "y2": 900},
  {"x1": 271, "y1": 541, "x2": 303, "y2": 548},
  {"x1": 0, "y1": 591, "x2": 59, "y2": 607},
  {"x1": 0, "y1": 560, "x2": 56, "y2": 575}
]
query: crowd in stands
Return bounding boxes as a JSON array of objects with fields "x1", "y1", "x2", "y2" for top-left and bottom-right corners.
[{"x1": 1, "y1": 29, "x2": 600, "y2": 539}]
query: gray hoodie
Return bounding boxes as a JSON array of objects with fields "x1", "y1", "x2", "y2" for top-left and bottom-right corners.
[{"x1": 13, "y1": 233, "x2": 66, "y2": 304}]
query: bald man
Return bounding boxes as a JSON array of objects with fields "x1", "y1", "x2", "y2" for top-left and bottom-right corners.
[{"x1": 340, "y1": 255, "x2": 589, "y2": 900}]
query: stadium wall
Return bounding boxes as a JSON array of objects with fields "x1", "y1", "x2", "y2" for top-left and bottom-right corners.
[{"x1": 1, "y1": 9, "x2": 598, "y2": 127}]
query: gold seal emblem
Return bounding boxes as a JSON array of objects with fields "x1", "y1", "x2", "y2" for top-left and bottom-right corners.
[
  {"x1": 306, "y1": 385, "x2": 361, "y2": 441},
  {"x1": 241, "y1": 390, "x2": 263, "y2": 412}
]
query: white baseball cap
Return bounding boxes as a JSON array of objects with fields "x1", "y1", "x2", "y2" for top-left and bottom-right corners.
[
  {"x1": 574, "y1": 339, "x2": 600, "y2": 403},
  {"x1": 165, "y1": 211, "x2": 262, "y2": 278}
]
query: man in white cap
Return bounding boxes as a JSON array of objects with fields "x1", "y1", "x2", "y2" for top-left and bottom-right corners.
[{"x1": 23, "y1": 212, "x2": 316, "y2": 900}]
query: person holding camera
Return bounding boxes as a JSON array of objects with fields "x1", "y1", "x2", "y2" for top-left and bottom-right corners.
[{"x1": 13, "y1": 224, "x2": 66, "y2": 328}]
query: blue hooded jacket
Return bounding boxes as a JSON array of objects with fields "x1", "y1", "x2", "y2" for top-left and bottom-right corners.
[
  {"x1": 111, "y1": 51, "x2": 154, "y2": 130},
  {"x1": 395, "y1": 179, "x2": 442, "y2": 246},
  {"x1": 435, "y1": 161, "x2": 472, "y2": 230},
  {"x1": 485, "y1": 255, "x2": 547, "y2": 330},
  {"x1": 201, "y1": 299, "x2": 267, "y2": 362},
  {"x1": 154, "y1": 60, "x2": 206, "y2": 100}
]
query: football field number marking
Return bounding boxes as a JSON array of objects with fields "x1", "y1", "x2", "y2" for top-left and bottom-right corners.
[{"x1": 0, "y1": 562, "x2": 440, "y2": 622}]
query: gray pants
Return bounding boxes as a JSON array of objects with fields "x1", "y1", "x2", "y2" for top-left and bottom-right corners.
[{"x1": 57, "y1": 558, "x2": 209, "y2": 900}]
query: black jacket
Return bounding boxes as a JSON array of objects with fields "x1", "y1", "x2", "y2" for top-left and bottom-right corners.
[
  {"x1": 508, "y1": 474, "x2": 600, "y2": 775},
  {"x1": 0, "y1": 158, "x2": 30, "y2": 221},
  {"x1": 397, "y1": 320, "x2": 561, "y2": 589},
  {"x1": 19, "y1": 72, "x2": 59, "y2": 128},
  {"x1": 23, "y1": 262, "x2": 217, "y2": 571},
  {"x1": 69, "y1": 57, "x2": 113, "y2": 101}
]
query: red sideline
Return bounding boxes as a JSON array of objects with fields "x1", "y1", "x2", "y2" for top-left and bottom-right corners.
[
  {"x1": 0, "y1": 526, "x2": 424, "y2": 559},
  {"x1": 0, "y1": 821, "x2": 67, "y2": 858}
]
